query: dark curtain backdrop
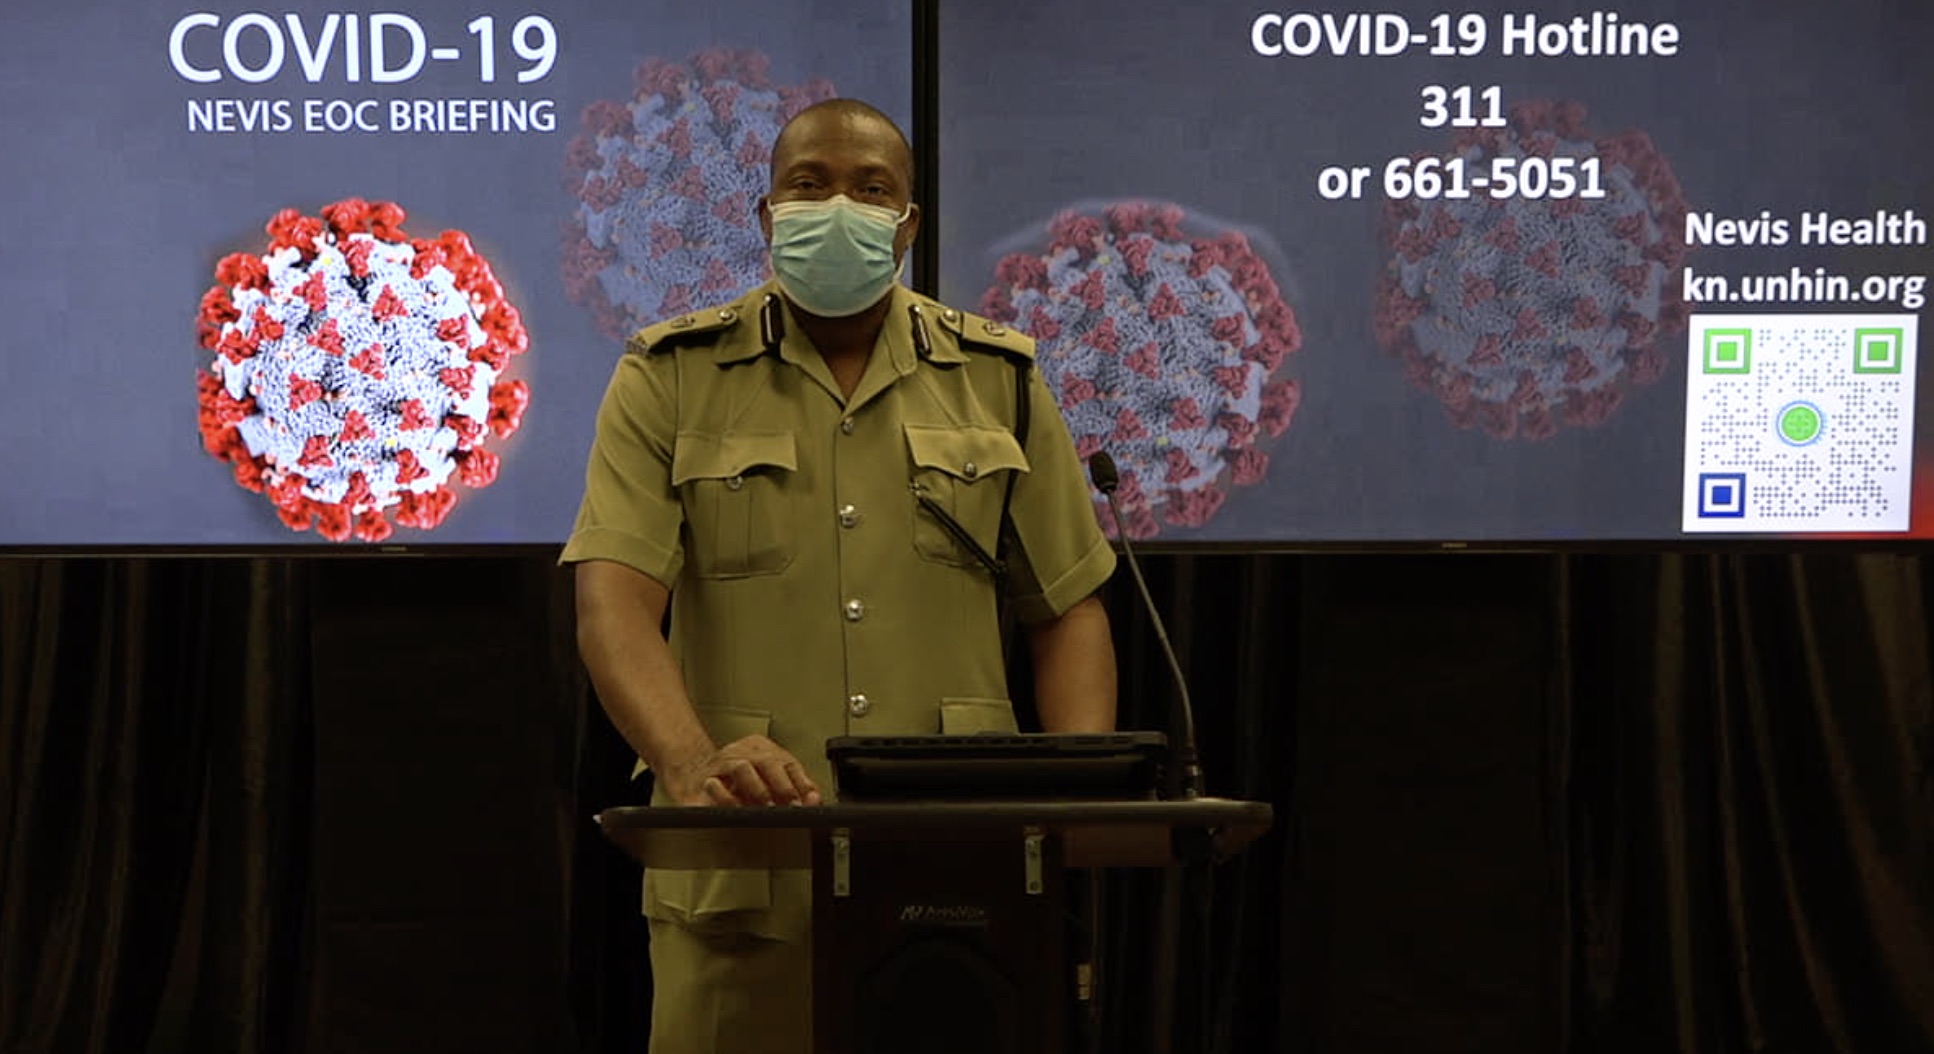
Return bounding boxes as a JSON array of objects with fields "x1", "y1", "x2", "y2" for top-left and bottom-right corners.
[
  {"x1": 1, "y1": 551, "x2": 1930, "y2": 1054},
  {"x1": 0, "y1": 559, "x2": 312, "y2": 1054}
]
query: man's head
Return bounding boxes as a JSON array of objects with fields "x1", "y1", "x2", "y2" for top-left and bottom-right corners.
[
  {"x1": 759, "y1": 100, "x2": 921, "y2": 302},
  {"x1": 765, "y1": 98, "x2": 915, "y2": 214}
]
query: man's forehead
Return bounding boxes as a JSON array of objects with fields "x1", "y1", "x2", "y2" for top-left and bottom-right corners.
[
  {"x1": 772, "y1": 112, "x2": 910, "y2": 175},
  {"x1": 775, "y1": 151, "x2": 900, "y2": 175}
]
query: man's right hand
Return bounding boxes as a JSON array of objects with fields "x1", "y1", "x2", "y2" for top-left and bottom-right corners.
[
  {"x1": 661, "y1": 734, "x2": 823, "y2": 807},
  {"x1": 574, "y1": 562, "x2": 824, "y2": 809}
]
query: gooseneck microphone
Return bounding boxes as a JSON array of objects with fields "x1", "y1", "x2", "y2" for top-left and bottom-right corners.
[{"x1": 1088, "y1": 451, "x2": 1203, "y2": 801}]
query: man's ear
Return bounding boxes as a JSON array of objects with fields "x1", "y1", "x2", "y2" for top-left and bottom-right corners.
[
  {"x1": 894, "y1": 202, "x2": 922, "y2": 260},
  {"x1": 757, "y1": 195, "x2": 773, "y2": 243}
]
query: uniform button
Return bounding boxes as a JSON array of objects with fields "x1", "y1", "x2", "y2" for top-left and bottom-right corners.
[
  {"x1": 838, "y1": 504, "x2": 860, "y2": 528},
  {"x1": 840, "y1": 417, "x2": 856, "y2": 436},
  {"x1": 844, "y1": 598, "x2": 866, "y2": 622},
  {"x1": 943, "y1": 309, "x2": 960, "y2": 323},
  {"x1": 962, "y1": 461, "x2": 979, "y2": 480},
  {"x1": 718, "y1": 308, "x2": 737, "y2": 323},
  {"x1": 847, "y1": 693, "x2": 871, "y2": 717},
  {"x1": 725, "y1": 475, "x2": 744, "y2": 491},
  {"x1": 983, "y1": 321, "x2": 1006, "y2": 336}
]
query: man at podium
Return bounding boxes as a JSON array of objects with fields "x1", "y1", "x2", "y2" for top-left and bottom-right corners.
[{"x1": 560, "y1": 98, "x2": 1119, "y2": 1054}]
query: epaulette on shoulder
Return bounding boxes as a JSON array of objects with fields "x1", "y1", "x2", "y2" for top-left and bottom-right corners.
[
  {"x1": 925, "y1": 299, "x2": 1035, "y2": 362},
  {"x1": 625, "y1": 300, "x2": 751, "y2": 356}
]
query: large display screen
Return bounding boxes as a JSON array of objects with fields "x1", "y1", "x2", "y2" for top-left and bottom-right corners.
[
  {"x1": 937, "y1": 0, "x2": 1933, "y2": 544},
  {"x1": 0, "y1": 0, "x2": 911, "y2": 549}
]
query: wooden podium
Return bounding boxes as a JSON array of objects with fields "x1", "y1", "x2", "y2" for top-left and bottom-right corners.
[{"x1": 596, "y1": 798, "x2": 1272, "y2": 1054}]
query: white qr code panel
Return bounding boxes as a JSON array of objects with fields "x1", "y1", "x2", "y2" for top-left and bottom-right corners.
[{"x1": 1683, "y1": 314, "x2": 1919, "y2": 532}]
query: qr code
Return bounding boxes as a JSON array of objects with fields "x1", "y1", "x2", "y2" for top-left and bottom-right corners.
[{"x1": 1683, "y1": 314, "x2": 1919, "y2": 532}]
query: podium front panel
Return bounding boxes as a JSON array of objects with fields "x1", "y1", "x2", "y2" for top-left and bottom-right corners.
[{"x1": 812, "y1": 828, "x2": 1067, "y2": 1054}]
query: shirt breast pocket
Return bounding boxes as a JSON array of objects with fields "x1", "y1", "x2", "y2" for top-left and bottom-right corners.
[
  {"x1": 905, "y1": 424, "x2": 1031, "y2": 569},
  {"x1": 672, "y1": 431, "x2": 799, "y2": 579}
]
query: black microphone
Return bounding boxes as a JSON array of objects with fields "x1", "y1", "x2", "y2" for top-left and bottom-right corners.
[{"x1": 1088, "y1": 451, "x2": 1203, "y2": 801}]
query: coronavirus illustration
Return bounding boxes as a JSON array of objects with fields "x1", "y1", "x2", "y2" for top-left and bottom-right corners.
[
  {"x1": 194, "y1": 198, "x2": 530, "y2": 542},
  {"x1": 561, "y1": 48, "x2": 835, "y2": 339},
  {"x1": 1374, "y1": 99, "x2": 1690, "y2": 440},
  {"x1": 981, "y1": 200, "x2": 1302, "y2": 537}
]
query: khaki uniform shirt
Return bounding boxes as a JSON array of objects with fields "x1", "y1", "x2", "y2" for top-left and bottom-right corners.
[{"x1": 562, "y1": 280, "x2": 1116, "y2": 798}]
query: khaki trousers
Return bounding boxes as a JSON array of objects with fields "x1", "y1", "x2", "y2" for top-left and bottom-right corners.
[{"x1": 644, "y1": 868, "x2": 813, "y2": 1054}]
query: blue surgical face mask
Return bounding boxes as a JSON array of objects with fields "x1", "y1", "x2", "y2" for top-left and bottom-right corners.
[{"x1": 767, "y1": 194, "x2": 910, "y2": 318}]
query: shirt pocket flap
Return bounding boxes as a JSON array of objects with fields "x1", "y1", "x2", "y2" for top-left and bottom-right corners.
[
  {"x1": 643, "y1": 868, "x2": 774, "y2": 929},
  {"x1": 640, "y1": 704, "x2": 777, "y2": 931},
  {"x1": 635, "y1": 706, "x2": 773, "y2": 778},
  {"x1": 904, "y1": 425, "x2": 1030, "y2": 484},
  {"x1": 939, "y1": 697, "x2": 1021, "y2": 735},
  {"x1": 671, "y1": 431, "x2": 798, "y2": 486},
  {"x1": 696, "y1": 705, "x2": 773, "y2": 745}
]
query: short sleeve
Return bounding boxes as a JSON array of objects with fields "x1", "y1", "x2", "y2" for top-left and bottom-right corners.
[
  {"x1": 559, "y1": 352, "x2": 686, "y2": 586},
  {"x1": 1003, "y1": 364, "x2": 1116, "y2": 623}
]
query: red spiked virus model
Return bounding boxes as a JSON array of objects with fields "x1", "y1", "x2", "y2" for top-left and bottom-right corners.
[
  {"x1": 195, "y1": 198, "x2": 530, "y2": 542},
  {"x1": 981, "y1": 200, "x2": 1302, "y2": 538},
  {"x1": 560, "y1": 48, "x2": 836, "y2": 339},
  {"x1": 1374, "y1": 99, "x2": 1691, "y2": 440}
]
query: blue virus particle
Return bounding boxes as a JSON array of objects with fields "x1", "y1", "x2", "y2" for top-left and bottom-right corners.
[
  {"x1": 981, "y1": 201, "x2": 1303, "y2": 537},
  {"x1": 561, "y1": 48, "x2": 836, "y2": 339},
  {"x1": 196, "y1": 198, "x2": 530, "y2": 542},
  {"x1": 1374, "y1": 99, "x2": 1691, "y2": 440}
]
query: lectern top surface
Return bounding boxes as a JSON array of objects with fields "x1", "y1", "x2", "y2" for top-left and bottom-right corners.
[
  {"x1": 595, "y1": 796, "x2": 1270, "y2": 830},
  {"x1": 591, "y1": 798, "x2": 1275, "y2": 870}
]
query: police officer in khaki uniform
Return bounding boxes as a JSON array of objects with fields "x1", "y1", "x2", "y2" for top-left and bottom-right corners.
[{"x1": 562, "y1": 98, "x2": 1118, "y2": 1054}]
